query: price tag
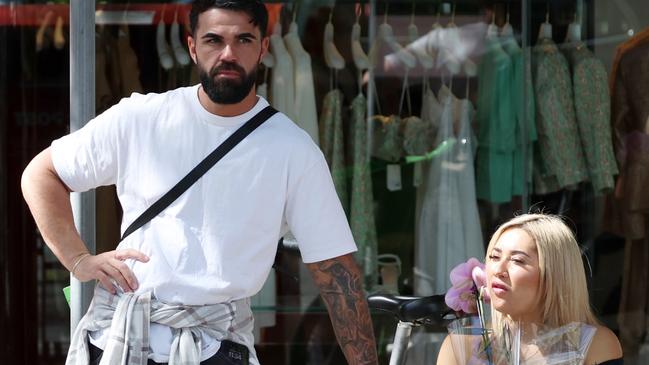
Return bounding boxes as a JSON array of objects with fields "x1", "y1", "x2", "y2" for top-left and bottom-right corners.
[
  {"x1": 386, "y1": 164, "x2": 402, "y2": 191},
  {"x1": 413, "y1": 162, "x2": 423, "y2": 187}
]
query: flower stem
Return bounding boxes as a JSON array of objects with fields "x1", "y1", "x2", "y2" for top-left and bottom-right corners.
[{"x1": 477, "y1": 287, "x2": 493, "y2": 364}]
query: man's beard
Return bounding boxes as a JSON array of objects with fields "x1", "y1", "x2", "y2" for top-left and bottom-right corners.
[{"x1": 199, "y1": 61, "x2": 258, "y2": 104}]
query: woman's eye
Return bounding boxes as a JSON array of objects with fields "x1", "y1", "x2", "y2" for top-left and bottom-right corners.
[{"x1": 488, "y1": 255, "x2": 500, "y2": 261}]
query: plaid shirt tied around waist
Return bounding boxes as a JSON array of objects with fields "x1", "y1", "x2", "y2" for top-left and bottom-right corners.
[{"x1": 66, "y1": 285, "x2": 254, "y2": 365}]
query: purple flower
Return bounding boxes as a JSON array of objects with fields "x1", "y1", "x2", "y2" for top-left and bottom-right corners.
[
  {"x1": 471, "y1": 265, "x2": 490, "y2": 303},
  {"x1": 445, "y1": 258, "x2": 485, "y2": 314}
]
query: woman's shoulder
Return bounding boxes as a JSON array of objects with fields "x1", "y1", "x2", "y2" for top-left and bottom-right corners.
[
  {"x1": 584, "y1": 325, "x2": 623, "y2": 365},
  {"x1": 436, "y1": 335, "x2": 459, "y2": 365}
]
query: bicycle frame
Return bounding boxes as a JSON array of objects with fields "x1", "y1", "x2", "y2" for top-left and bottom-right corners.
[
  {"x1": 367, "y1": 294, "x2": 450, "y2": 365},
  {"x1": 389, "y1": 320, "x2": 417, "y2": 365}
]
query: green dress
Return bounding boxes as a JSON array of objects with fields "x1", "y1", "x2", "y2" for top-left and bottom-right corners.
[
  {"x1": 563, "y1": 41, "x2": 618, "y2": 195},
  {"x1": 532, "y1": 38, "x2": 588, "y2": 194},
  {"x1": 319, "y1": 89, "x2": 348, "y2": 213},
  {"x1": 349, "y1": 94, "x2": 378, "y2": 288},
  {"x1": 475, "y1": 38, "x2": 516, "y2": 203},
  {"x1": 502, "y1": 37, "x2": 538, "y2": 197}
]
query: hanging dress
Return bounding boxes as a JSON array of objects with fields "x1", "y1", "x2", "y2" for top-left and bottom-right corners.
[
  {"x1": 532, "y1": 38, "x2": 588, "y2": 194},
  {"x1": 474, "y1": 37, "x2": 516, "y2": 203},
  {"x1": 415, "y1": 86, "x2": 484, "y2": 295},
  {"x1": 420, "y1": 86, "x2": 444, "y2": 144},
  {"x1": 502, "y1": 36, "x2": 537, "y2": 198},
  {"x1": 454, "y1": 96, "x2": 485, "y2": 274},
  {"x1": 319, "y1": 89, "x2": 348, "y2": 213},
  {"x1": 284, "y1": 22, "x2": 320, "y2": 145},
  {"x1": 349, "y1": 93, "x2": 378, "y2": 288},
  {"x1": 269, "y1": 27, "x2": 296, "y2": 121},
  {"x1": 414, "y1": 87, "x2": 444, "y2": 282},
  {"x1": 563, "y1": 41, "x2": 618, "y2": 195}
]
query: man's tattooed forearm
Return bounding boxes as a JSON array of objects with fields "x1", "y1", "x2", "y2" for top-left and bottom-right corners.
[{"x1": 307, "y1": 254, "x2": 379, "y2": 365}]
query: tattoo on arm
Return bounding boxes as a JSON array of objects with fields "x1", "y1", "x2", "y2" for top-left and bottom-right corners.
[{"x1": 307, "y1": 254, "x2": 379, "y2": 365}]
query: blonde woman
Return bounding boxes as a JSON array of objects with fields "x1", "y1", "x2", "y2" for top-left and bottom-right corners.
[{"x1": 437, "y1": 214, "x2": 623, "y2": 364}]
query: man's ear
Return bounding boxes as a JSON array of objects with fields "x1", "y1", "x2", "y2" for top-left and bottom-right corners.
[
  {"x1": 187, "y1": 35, "x2": 198, "y2": 64},
  {"x1": 259, "y1": 36, "x2": 270, "y2": 63}
]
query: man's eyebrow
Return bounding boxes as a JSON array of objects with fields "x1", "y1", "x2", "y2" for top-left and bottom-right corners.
[
  {"x1": 200, "y1": 32, "x2": 257, "y2": 41},
  {"x1": 201, "y1": 32, "x2": 223, "y2": 41},
  {"x1": 237, "y1": 32, "x2": 257, "y2": 40}
]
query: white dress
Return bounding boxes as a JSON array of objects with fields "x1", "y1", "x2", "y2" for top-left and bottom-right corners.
[
  {"x1": 284, "y1": 22, "x2": 319, "y2": 145},
  {"x1": 269, "y1": 26, "x2": 296, "y2": 121},
  {"x1": 415, "y1": 85, "x2": 484, "y2": 295}
]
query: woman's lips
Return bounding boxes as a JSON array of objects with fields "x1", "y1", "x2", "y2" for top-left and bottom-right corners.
[{"x1": 491, "y1": 282, "x2": 509, "y2": 296}]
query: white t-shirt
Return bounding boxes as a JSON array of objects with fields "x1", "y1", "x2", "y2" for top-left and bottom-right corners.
[{"x1": 51, "y1": 85, "x2": 356, "y2": 363}]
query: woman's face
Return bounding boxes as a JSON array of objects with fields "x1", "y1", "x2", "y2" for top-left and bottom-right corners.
[{"x1": 486, "y1": 228, "x2": 542, "y2": 323}]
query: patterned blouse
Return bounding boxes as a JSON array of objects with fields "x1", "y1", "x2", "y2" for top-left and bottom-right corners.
[
  {"x1": 562, "y1": 41, "x2": 618, "y2": 195},
  {"x1": 532, "y1": 38, "x2": 588, "y2": 194}
]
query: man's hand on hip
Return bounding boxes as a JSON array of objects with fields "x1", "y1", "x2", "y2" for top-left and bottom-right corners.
[{"x1": 74, "y1": 249, "x2": 149, "y2": 294}]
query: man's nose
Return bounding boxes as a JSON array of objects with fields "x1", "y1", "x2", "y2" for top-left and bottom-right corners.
[{"x1": 220, "y1": 44, "x2": 238, "y2": 62}]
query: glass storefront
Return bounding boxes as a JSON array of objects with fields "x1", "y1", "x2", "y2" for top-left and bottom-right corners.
[{"x1": 1, "y1": 1, "x2": 649, "y2": 364}]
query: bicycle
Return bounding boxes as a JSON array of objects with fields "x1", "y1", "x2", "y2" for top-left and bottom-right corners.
[{"x1": 368, "y1": 293, "x2": 454, "y2": 365}]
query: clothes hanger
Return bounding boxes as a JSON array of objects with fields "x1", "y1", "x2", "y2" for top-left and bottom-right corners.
[
  {"x1": 323, "y1": 5, "x2": 345, "y2": 71},
  {"x1": 351, "y1": 4, "x2": 370, "y2": 94},
  {"x1": 407, "y1": 3, "x2": 434, "y2": 70},
  {"x1": 156, "y1": 5, "x2": 174, "y2": 70},
  {"x1": 269, "y1": 10, "x2": 296, "y2": 119},
  {"x1": 538, "y1": 5, "x2": 553, "y2": 41},
  {"x1": 171, "y1": 6, "x2": 191, "y2": 66},
  {"x1": 425, "y1": 4, "x2": 443, "y2": 73},
  {"x1": 284, "y1": 2, "x2": 310, "y2": 61},
  {"x1": 500, "y1": 3, "x2": 521, "y2": 52},
  {"x1": 441, "y1": 2, "x2": 461, "y2": 86},
  {"x1": 500, "y1": 3, "x2": 514, "y2": 38},
  {"x1": 53, "y1": 14, "x2": 65, "y2": 50},
  {"x1": 36, "y1": 9, "x2": 55, "y2": 51},
  {"x1": 351, "y1": 4, "x2": 370, "y2": 72},
  {"x1": 270, "y1": 17, "x2": 284, "y2": 47},
  {"x1": 405, "y1": 3, "x2": 435, "y2": 114},
  {"x1": 366, "y1": 3, "x2": 415, "y2": 116},
  {"x1": 565, "y1": 13, "x2": 582, "y2": 43},
  {"x1": 376, "y1": 4, "x2": 416, "y2": 69},
  {"x1": 323, "y1": 4, "x2": 345, "y2": 91},
  {"x1": 286, "y1": 2, "x2": 300, "y2": 35},
  {"x1": 486, "y1": 11, "x2": 499, "y2": 39}
]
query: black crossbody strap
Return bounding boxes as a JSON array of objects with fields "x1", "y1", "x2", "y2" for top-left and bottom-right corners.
[{"x1": 120, "y1": 105, "x2": 278, "y2": 241}]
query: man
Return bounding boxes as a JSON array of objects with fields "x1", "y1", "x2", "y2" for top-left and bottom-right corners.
[{"x1": 21, "y1": 1, "x2": 378, "y2": 364}]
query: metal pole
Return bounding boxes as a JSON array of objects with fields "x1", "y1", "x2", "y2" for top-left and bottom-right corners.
[
  {"x1": 69, "y1": 0, "x2": 96, "y2": 334},
  {"x1": 389, "y1": 321, "x2": 414, "y2": 365}
]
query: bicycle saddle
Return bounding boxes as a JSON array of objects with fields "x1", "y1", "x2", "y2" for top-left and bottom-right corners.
[{"x1": 367, "y1": 294, "x2": 452, "y2": 324}]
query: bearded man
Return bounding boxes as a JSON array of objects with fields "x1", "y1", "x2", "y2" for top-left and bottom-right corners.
[{"x1": 21, "y1": 1, "x2": 378, "y2": 364}]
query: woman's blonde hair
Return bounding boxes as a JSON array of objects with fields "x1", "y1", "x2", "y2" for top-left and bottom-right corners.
[{"x1": 486, "y1": 213, "x2": 599, "y2": 327}]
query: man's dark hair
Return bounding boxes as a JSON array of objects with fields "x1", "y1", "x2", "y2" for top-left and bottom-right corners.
[{"x1": 190, "y1": 0, "x2": 268, "y2": 38}]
